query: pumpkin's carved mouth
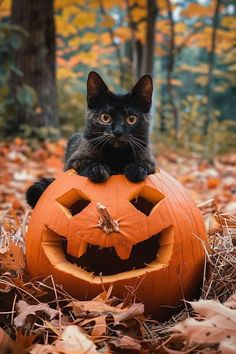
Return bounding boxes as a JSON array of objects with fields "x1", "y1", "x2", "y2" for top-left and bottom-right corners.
[
  {"x1": 42, "y1": 226, "x2": 174, "y2": 278},
  {"x1": 61, "y1": 233, "x2": 161, "y2": 275}
]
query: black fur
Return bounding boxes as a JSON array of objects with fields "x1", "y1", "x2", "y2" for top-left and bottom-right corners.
[
  {"x1": 26, "y1": 71, "x2": 156, "y2": 208},
  {"x1": 26, "y1": 178, "x2": 55, "y2": 208}
]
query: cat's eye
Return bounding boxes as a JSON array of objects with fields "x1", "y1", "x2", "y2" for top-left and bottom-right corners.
[
  {"x1": 126, "y1": 115, "x2": 138, "y2": 125},
  {"x1": 100, "y1": 113, "x2": 112, "y2": 124}
]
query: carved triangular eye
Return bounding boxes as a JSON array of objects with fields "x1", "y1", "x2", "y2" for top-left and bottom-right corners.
[
  {"x1": 130, "y1": 197, "x2": 154, "y2": 216},
  {"x1": 56, "y1": 188, "x2": 91, "y2": 216},
  {"x1": 129, "y1": 185, "x2": 165, "y2": 216}
]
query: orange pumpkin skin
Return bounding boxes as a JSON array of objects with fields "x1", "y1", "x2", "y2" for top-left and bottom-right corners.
[{"x1": 26, "y1": 169, "x2": 208, "y2": 318}]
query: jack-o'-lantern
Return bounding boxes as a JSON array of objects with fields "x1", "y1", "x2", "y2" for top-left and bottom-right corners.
[{"x1": 26, "y1": 169, "x2": 208, "y2": 318}]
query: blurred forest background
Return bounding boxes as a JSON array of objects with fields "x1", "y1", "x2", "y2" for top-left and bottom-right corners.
[{"x1": 0, "y1": 0, "x2": 235, "y2": 155}]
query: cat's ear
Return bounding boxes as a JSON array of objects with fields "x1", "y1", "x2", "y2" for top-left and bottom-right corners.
[
  {"x1": 87, "y1": 71, "x2": 109, "y2": 107},
  {"x1": 130, "y1": 75, "x2": 153, "y2": 112}
]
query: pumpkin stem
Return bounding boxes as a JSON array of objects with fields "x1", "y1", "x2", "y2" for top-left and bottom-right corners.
[{"x1": 96, "y1": 203, "x2": 119, "y2": 234}]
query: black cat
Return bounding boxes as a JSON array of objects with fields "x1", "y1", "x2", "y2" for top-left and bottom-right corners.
[{"x1": 26, "y1": 71, "x2": 156, "y2": 208}]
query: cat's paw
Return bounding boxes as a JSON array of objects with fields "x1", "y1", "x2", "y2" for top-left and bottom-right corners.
[
  {"x1": 26, "y1": 178, "x2": 55, "y2": 208},
  {"x1": 87, "y1": 164, "x2": 110, "y2": 183},
  {"x1": 124, "y1": 164, "x2": 147, "y2": 182}
]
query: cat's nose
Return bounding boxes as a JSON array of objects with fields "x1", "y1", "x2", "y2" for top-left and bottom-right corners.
[{"x1": 113, "y1": 126, "x2": 123, "y2": 137}]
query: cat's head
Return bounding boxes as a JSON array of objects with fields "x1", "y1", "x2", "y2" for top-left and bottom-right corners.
[{"x1": 84, "y1": 71, "x2": 153, "y2": 148}]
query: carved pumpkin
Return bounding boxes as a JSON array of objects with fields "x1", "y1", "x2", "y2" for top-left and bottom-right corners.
[{"x1": 26, "y1": 169, "x2": 207, "y2": 318}]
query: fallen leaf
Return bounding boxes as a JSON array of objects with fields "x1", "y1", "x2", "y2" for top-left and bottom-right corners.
[
  {"x1": 69, "y1": 300, "x2": 144, "y2": 324},
  {"x1": 110, "y1": 334, "x2": 141, "y2": 350},
  {"x1": 0, "y1": 241, "x2": 25, "y2": 272},
  {"x1": 14, "y1": 300, "x2": 58, "y2": 327},
  {"x1": 30, "y1": 325, "x2": 102, "y2": 353},
  {"x1": 224, "y1": 294, "x2": 236, "y2": 309},
  {"x1": 0, "y1": 327, "x2": 14, "y2": 352},
  {"x1": 207, "y1": 177, "x2": 221, "y2": 189},
  {"x1": 172, "y1": 298, "x2": 236, "y2": 347},
  {"x1": 81, "y1": 314, "x2": 107, "y2": 336}
]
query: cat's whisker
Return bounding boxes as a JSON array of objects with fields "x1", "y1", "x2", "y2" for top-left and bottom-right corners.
[
  {"x1": 128, "y1": 140, "x2": 138, "y2": 159},
  {"x1": 129, "y1": 138, "x2": 146, "y2": 155},
  {"x1": 90, "y1": 137, "x2": 112, "y2": 154},
  {"x1": 130, "y1": 136, "x2": 148, "y2": 145},
  {"x1": 89, "y1": 136, "x2": 112, "y2": 153}
]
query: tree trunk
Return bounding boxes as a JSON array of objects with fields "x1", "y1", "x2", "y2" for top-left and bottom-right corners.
[
  {"x1": 204, "y1": 0, "x2": 222, "y2": 135},
  {"x1": 142, "y1": 0, "x2": 158, "y2": 76},
  {"x1": 10, "y1": 0, "x2": 58, "y2": 130},
  {"x1": 125, "y1": 0, "x2": 142, "y2": 82},
  {"x1": 166, "y1": 0, "x2": 179, "y2": 138},
  {"x1": 99, "y1": 0, "x2": 125, "y2": 88}
]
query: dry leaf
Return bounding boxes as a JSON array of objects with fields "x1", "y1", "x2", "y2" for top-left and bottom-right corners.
[
  {"x1": 172, "y1": 298, "x2": 236, "y2": 348},
  {"x1": 70, "y1": 300, "x2": 144, "y2": 324},
  {"x1": 81, "y1": 314, "x2": 107, "y2": 336},
  {"x1": 0, "y1": 327, "x2": 14, "y2": 352},
  {"x1": 204, "y1": 214, "x2": 221, "y2": 235},
  {"x1": 0, "y1": 241, "x2": 25, "y2": 272},
  {"x1": 190, "y1": 299, "x2": 236, "y2": 329},
  {"x1": 14, "y1": 300, "x2": 58, "y2": 327},
  {"x1": 110, "y1": 334, "x2": 141, "y2": 350},
  {"x1": 30, "y1": 325, "x2": 101, "y2": 354},
  {"x1": 224, "y1": 294, "x2": 236, "y2": 309}
]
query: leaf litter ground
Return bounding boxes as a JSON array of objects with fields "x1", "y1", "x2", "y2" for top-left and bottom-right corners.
[{"x1": 0, "y1": 139, "x2": 235, "y2": 353}]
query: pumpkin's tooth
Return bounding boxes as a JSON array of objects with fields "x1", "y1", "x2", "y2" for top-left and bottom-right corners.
[
  {"x1": 114, "y1": 243, "x2": 132, "y2": 260},
  {"x1": 77, "y1": 241, "x2": 88, "y2": 257}
]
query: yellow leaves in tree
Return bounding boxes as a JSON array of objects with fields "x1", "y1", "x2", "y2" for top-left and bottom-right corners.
[
  {"x1": 195, "y1": 76, "x2": 208, "y2": 86},
  {"x1": 55, "y1": 0, "x2": 84, "y2": 10},
  {"x1": 0, "y1": 0, "x2": 11, "y2": 18},
  {"x1": 90, "y1": 0, "x2": 124, "y2": 10},
  {"x1": 175, "y1": 34, "x2": 184, "y2": 47},
  {"x1": 80, "y1": 32, "x2": 98, "y2": 44},
  {"x1": 136, "y1": 21, "x2": 146, "y2": 42},
  {"x1": 171, "y1": 79, "x2": 182, "y2": 87},
  {"x1": 76, "y1": 51, "x2": 99, "y2": 67},
  {"x1": 175, "y1": 23, "x2": 187, "y2": 33},
  {"x1": 131, "y1": 6, "x2": 146, "y2": 23},
  {"x1": 181, "y1": 3, "x2": 212, "y2": 18},
  {"x1": 56, "y1": 5, "x2": 96, "y2": 37},
  {"x1": 213, "y1": 84, "x2": 228, "y2": 93},
  {"x1": 66, "y1": 32, "x2": 97, "y2": 49},
  {"x1": 222, "y1": 48, "x2": 236, "y2": 65},
  {"x1": 177, "y1": 64, "x2": 209, "y2": 74},
  {"x1": 72, "y1": 11, "x2": 96, "y2": 29},
  {"x1": 154, "y1": 0, "x2": 170, "y2": 15},
  {"x1": 55, "y1": 14, "x2": 77, "y2": 36},
  {"x1": 114, "y1": 27, "x2": 132, "y2": 41},
  {"x1": 61, "y1": 4, "x2": 79, "y2": 20},
  {"x1": 99, "y1": 32, "x2": 112, "y2": 46},
  {"x1": 100, "y1": 14, "x2": 115, "y2": 28},
  {"x1": 129, "y1": 0, "x2": 145, "y2": 6},
  {"x1": 156, "y1": 47, "x2": 166, "y2": 56},
  {"x1": 221, "y1": 16, "x2": 236, "y2": 30},
  {"x1": 156, "y1": 20, "x2": 170, "y2": 35},
  {"x1": 68, "y1": 37, "x2": 81, "y2": 48}
]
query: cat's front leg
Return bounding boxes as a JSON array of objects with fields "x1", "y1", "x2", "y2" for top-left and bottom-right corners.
[
  {"x1": 68, "y1": 158, "x2": 110, "y2": 183},
  {"x1": 87, "y1": 162, "x2": 110, "y2": 182},
  {"x1": 124, "y1": 160, "x2": 156, "y2": 183}
]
